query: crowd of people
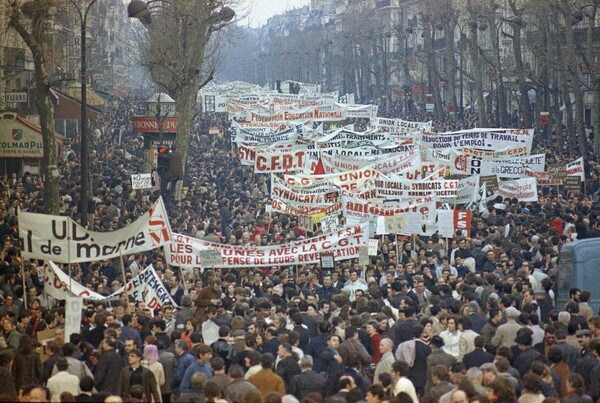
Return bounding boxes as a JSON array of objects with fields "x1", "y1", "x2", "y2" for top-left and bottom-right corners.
[{"x1": 0, "y1": 94, "x2": 599, "y2": 403}]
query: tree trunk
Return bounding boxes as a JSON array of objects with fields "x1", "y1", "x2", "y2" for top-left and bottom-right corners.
[{"x1": 444, "y1": 21, "x2": 458, "y2": 121}]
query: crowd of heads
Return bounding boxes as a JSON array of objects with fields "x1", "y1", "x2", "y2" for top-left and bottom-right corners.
[{"x1": 0, "y1": 95, "x2": 599, "y2": 402}]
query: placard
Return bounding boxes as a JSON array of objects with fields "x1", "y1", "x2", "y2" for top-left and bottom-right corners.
[
  {"x1": 564, "y1": 176, "x2": 581, "y2": 193},
  {"x1": 358, "y1": 246, "x2": 370, "y2": 266},
  {"x1": 480, "y1": 175, "x2": 499, "y2": 194},
  {"x1": 321, "y1": 214, "x2": 339, "y2": 234},
  {"x1": 199, "y1": 249, "x2": 223, "y2": 267},
  {"x1": 131, "y1": 173, "x2": 153, "y2": 190},
  {"x1": 384, "y1": 216, "x2": 406, "y2": 234},
  {"x1": 320, "y1": 252, "x2": 335, "y2": 269},
  {"x1": 368, "y1": 239, "x2": 379, "y2": 256},
  {"x1": 65, "y1": 296, "x2": 83, "y2": 340}
]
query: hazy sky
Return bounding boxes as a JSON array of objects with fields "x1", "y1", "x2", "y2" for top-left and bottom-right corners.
[{"x1": 240, "y1": 0, "x2": 311, "y2": 28}]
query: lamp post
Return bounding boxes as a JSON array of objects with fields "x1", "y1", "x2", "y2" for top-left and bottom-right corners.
[{"x1": 71, "y1": 0, "x2": 98, "y2": 228}]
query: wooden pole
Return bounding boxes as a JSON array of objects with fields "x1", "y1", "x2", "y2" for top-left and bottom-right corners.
[
  {"x1": 119, "y1": 252, "x2": 127, "y2": 290},
  {"x1": 21, "y1": 260, "x2": 27, "y2": 309}
]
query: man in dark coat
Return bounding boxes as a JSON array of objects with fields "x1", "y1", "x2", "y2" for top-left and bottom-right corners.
[
  {"x1": 94, "y1": 337, "x2": 125, "y2": 395},
  {"x1": 407, "y1": 324, "x2": 431, "y2": 397},
  {"x1": 289, "y1": 355, "x2": 326, "y2": 399},
  {"x1": 84, "y1": 312, "x2": 107, "y2": 349},
  {"x1": 425, "y1": 336, "x2": 455, "y2": 391},
  {"x1": 276, "y1": 343, "x2": 301, "y2": 393},
  {"x1": 42, "y1": 340, "x2": 63, "y2": 384},
  {"x1": 392, "y1": 306, "x2": 418, "y2": 348},
  {"x1": 0, "y1": 350, "x2": 17, "y2": 401},
  {"x1": 117, "y1": 348, "x2": 161, "y2": 402},
  {"x1": 305, "y1": 321, "x2": 331, "y2": 373},
  {"x1": 194, "y1": 279, "x2": 222, "y2": 324},
  {"x1": 463, "y1": 335, "x2": 495, "y2": 369},
  {"x1": 513, "y1": 332, "x2": 544, "y2": 378}
]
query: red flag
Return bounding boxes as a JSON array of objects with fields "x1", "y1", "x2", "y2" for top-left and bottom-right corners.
[{"x1": 313, "y1": 158, "x2": 325, "y2": 175}]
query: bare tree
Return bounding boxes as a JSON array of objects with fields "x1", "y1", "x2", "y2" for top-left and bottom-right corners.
[
  {"x1": 130, "y1": 0, "x2": 237, "y2": 199},
  {"x1": 6, "y1": 0, "x2": 61, "y2": 214}
]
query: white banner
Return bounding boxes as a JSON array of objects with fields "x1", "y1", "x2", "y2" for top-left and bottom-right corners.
[
  {"x1": 42, "y1": 262, "x2": 106, "y2": 300},
  {"x1": 284, "y1": 167, "x2": 385, "y2": 191},
  {"x1": 341, "y1": 191, "x2": 436, "y2": 222},
  {"x1": 497, "y1": 178, "x2": 538, "y2": 202},
  {"x1": 19, "y1": 198, "x2": 173, "y2": 263},
  {"x1": 450, "y1": 154, "x2": 545, "y2": 178},
  {"x1": 374, "y1": 178, "x2": 458, "y2": 199},
  {"x1": 110, "y1": 265, "x2": 178, "y2": 310},
  {"x1": 322, "y1": 150, "x2": 421, "y2": 175},
  {"x1": 271, "y1": 176, "x2": 339, "y2": 206},
  {"x1": 254, "y1": 147, "x2": 307, "y2": 173},
  {"x1": 165, "y1": 224, "x2": 369, "y2": 268},
  {"x1": 271, "y1": 198, "x2": 342, "y2": 217},
  {"x1": 369, "y1": 117, "x2": 432, "y2": 134},
  {"x1": 420, "y1": 128, "x2": 534, "y2": 151}
]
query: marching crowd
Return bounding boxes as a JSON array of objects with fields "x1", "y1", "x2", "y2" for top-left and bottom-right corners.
[{"x1": 0, "y1": 95, "x2": 599, "y2": 403}]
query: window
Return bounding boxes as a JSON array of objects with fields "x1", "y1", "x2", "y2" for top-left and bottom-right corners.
[{"x1": 2, "y1": 47, "x2": 25, "y2": 68}]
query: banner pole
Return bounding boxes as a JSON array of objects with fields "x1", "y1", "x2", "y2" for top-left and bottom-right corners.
[
  {"x1": 21, "y1": 259, "x2": 27, "y2": 309},
  {"x1": 119, "y1": 252, "x2": 127, "y2": 299}
]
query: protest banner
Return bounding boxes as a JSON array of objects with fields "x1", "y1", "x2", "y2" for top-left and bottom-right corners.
[
  {"x1": 112, "y1": 265, "x2": 177, "y2": 309},
  {"x1": 284, "y1": 167, "x2": 385, "y2": 191},
  {"x1": 271, "y1": 198, "x2": 342, "y2": 217},
  {"x1": 321, "y1": 150, "x2": 421, "y2": 175},
  {"x1": 450, "y1": 154, "x2": 545, "y2": 178},
  {"x1": 374, "y1": 178, "x2": 458, "y2": 199},
  {"x1": 271, "y1": 175, "x2": 339, "y2": 207},
  {"x1": 65, "y1": 296, "x2": 83, "y2": 340},
  {"x1": 254, "y1": 148, "x2": 306, "y2": 173},
  {"x1": 437, "y1": 210, "x2": 472, "y2": 237},
  {"x1": 19, "y1": 197, "x2": 172, "y2": 263},
  {"x1": 131, "y1": 173, "x2": 152, "y2": 190},
  {"x1": 341, "y1": 191, "x2": 436, "y2": 223},
  {"x1": 369, "y1": 117, "x2": 432, "y2": 134},
  {"x1": 165, "y1": 223, "x2": 369, "y2": 268},
  {"x1": 42, "y1": 261, "x2": 105, "y2": 300},
  {"x1": 419, "y1": 128, "x2": 534, "y2": 151},
  {"x1": 497, "y1": 178, "x2": 538, "y2": 202}
]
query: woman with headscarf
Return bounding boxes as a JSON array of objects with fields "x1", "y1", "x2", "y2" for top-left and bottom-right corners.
[{"x1": 142, "y1": 344, "x2": 165, "y2": 400}]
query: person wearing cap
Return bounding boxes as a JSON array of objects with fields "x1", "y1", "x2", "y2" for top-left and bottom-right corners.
[
  {"x1": 47, "y1": 357, "x2": 80, "y2": 402},
  {"x1": 175, "y1": 295, "x2": 195, "y2": 328},
  {"x1": 491, "y1": 307, "x2": 522, "y2": 349},
  {"x1": 425, "y1": 335, "x2": 455, "y2": 391},
  {"x1": 117, "y1": 348, "x2": 161, "y2": 402}
]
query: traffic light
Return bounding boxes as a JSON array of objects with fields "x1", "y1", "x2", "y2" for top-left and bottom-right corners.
[{"x1": 156, "y1": 146, "x2": 170, "y2": 175}]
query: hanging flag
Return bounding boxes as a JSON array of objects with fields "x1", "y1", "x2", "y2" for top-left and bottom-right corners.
[
  {"x1": 466, "y1": 182, "x2": 487, "y2": 213},
  {"x1": 312, "y1": 157, "x2": 325, "y2": 175}
]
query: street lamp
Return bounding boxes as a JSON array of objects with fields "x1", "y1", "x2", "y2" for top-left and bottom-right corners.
[{"x1": 69, "y1": 0, "x2": 98, "y2": 228}]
